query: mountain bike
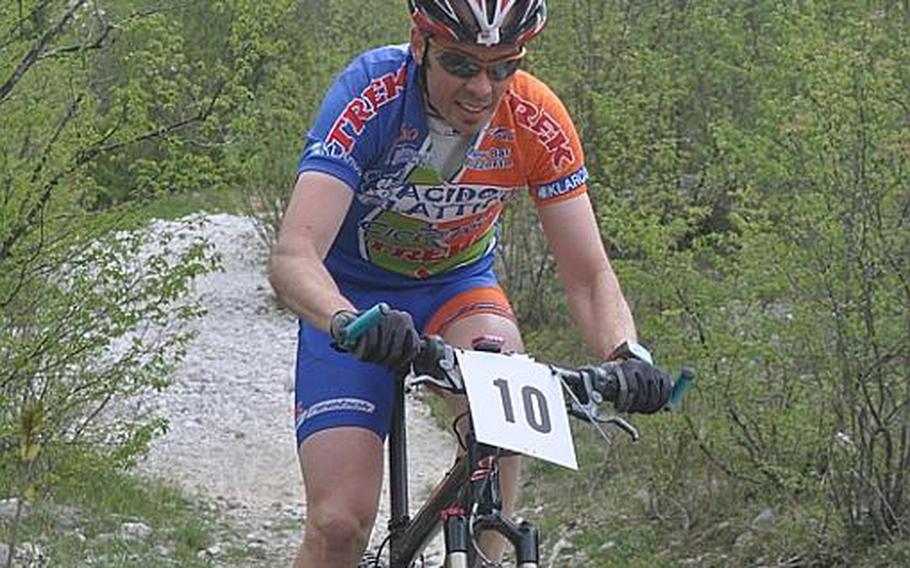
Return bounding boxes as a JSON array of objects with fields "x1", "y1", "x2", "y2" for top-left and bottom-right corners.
[{"x1": 343, "y1": 303, "x2": 694, "y2": 568}]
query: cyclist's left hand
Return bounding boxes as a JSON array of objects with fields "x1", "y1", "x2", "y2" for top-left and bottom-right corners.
[{"x1": 612, "y1": 359, "x2": 672, "y2": 414}]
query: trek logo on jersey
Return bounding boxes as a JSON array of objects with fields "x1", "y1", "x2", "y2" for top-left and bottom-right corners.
[
  {"x1": 509, "y1": 92, "x2": 574, "y2": 169},
  {"x1": 535, "y1": 165, "x2": 588, "y2": 201},
  {"x1": 324, "y1": 64, "x2": 408, "y2": 156}
]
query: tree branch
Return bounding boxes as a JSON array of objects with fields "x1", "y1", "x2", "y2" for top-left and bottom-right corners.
[
  {"x1": 0, "y1": 0, "x2": 54, "y2": 50},
  {"x1": 35, "y1": 3, "x2": 186, "y2": 62},
  {"x1": 36, "y1": 19, "x2": 115, "y2": 61},
  {"x1": 0, "y1": 94, "x2": 83, "y2": 263},
  {"x1": 0, "y1": 0, "x2": 88, "y2": 106},
  {"x1": 0, "y1": 79, "x2": 225, "y2": 264},
  {"x1": 78, "y1": 79, "x2": 225, "y2": 161}
]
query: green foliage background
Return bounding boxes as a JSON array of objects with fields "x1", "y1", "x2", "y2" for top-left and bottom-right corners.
[{"x1": 2, "y1": 0, "x2": 908, "y2": 566}]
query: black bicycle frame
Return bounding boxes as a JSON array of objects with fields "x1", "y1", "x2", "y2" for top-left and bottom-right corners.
[
  {"x1": 387, "y1": 375, "x2": 464, "y2": 566},
  {"x1": 385, "y1": 376, "x2": 539, "y2": 568}
]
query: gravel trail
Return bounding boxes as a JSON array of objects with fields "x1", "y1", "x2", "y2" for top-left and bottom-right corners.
[{"x1": 136, "y1": 214, "x2": 454, "y2": 566}]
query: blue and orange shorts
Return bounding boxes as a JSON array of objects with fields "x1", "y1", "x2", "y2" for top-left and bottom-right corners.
[{"x1": 294, "y1": 268, "x2": 516, "y2": 445}]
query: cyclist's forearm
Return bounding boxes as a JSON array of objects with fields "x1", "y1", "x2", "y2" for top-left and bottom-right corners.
[
  {"x1": 268, "y1": 251, "x2": 354, "y2": 332},
  {"x1": 563, "y1": 265, "x2": 638, "y2": 359}
]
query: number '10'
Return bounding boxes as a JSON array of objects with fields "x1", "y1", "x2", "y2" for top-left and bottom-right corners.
[{"x1": 493, "y1": 378, "x2": 552, "y2": 434}]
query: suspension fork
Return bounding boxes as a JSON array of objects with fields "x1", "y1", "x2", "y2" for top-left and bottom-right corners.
[{"x1": 444, "y1": 428, "x2": 539, "y2": 567}]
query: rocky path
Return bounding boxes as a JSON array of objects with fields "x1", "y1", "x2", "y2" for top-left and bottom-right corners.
[{"x1": 135, "y1": 214, "x2": 454, "y2": 566}]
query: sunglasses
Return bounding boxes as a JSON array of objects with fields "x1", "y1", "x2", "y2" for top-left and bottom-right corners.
[{"x1": 432, "y1": 43, "x2": 526, "y2": 82}]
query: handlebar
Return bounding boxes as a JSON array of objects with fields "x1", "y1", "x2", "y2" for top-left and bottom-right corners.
[{"x1": 341, "y1": 303, "x2": 694, "y2": 440}]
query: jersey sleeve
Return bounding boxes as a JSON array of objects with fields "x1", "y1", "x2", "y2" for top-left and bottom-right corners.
[
  {"x1": 509, "y1": 76, "x2": 589, "y2": 206},
  {"x1": 297, "y1": 52, "x2": 409, "y2": 192}
]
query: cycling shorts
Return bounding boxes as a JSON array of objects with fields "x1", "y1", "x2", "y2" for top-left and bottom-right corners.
[{"x1": 294, "y1": 268, "x2": 516, "y2": 445}]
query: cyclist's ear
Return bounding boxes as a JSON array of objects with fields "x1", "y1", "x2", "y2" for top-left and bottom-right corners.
[{"x1": 410, "y1": 27, "x2": 427, "y2": 61}]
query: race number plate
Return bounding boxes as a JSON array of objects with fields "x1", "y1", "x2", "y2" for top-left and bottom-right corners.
[{"x1": 457, "y1": 349, "x2": 578, "y2": 470}]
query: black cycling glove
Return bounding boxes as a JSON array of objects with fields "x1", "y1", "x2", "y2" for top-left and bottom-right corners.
[
  {"x1": 611, "y1": 359, "x2": 672, "y2": 414},
  {"x1": 330, "y1": 308, "x2": 420, "y2": 371}
]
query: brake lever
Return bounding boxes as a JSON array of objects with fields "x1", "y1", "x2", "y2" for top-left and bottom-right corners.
[
  {"x1": 599, "y1": 415, "x2": 640, "y2": 441},
  {"x1": 560, "y1": 371, "x2": 641, "y2": 443},
  {"x1": 567, "y1": 406, "x2": 640, "y2": 442}
]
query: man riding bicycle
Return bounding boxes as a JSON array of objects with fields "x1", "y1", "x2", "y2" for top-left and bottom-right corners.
[{"x1": 268, "y1": 1, "x2": 672, "y2": 566}]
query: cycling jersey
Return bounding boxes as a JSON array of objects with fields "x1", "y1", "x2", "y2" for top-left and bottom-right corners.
[
  {"x1": 297, "y1": 43, "x2": 588, "y2": 286},
  {"x1": 294, "y1": 44, "x2": 588, "y2": 444}
]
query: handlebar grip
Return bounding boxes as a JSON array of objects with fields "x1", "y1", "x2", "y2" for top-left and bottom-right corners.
[
  {"x1": 342, "y1": 302, "x2": 390, "y2": 349},
  {"x1": 588, "y1": 364, "x2": 695, "y2": 411},
  {"x1": 665, "y1": 367, "x2": 695, "y2": 410}
]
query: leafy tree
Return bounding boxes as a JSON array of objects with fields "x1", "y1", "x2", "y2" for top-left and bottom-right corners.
[
  {"x1": 0, "y1": 2, "x2": 224, "y2": 555},
  {"x1": 228, "y1": 0, "x2": 409, "y2": 248},
  {"x1": 569, "y1": 1, "x2": 909, "y2": 558}
]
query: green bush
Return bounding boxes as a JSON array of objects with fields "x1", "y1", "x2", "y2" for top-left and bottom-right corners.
[{"x1": 1, "y1": 2, "x2": 222, "y2": 552}]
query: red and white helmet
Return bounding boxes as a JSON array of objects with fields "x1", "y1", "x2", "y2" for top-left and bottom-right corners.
[{"x1": 409, "y1": 0, "x2": 548, "y2": 46}]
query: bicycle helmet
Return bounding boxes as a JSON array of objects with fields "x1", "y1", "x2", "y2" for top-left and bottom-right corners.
[{"x1": 409, "y1": 0, "x2": 548, "y2": 47}]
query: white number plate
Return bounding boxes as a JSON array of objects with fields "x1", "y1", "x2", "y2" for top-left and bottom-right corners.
[{"x1": 457, "y1": 349, "x2": 578, "y2": 470}]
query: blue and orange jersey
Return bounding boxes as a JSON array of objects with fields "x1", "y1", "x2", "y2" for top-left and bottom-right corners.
[{"x1": 298, "y1": 44, "x2": 588, "y2": 287}]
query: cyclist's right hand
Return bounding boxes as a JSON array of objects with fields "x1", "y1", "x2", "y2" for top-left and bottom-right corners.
[
  {"x1": 330, "y1": 308, "x2": 419, "y2": 370},
  {"x1": 611, "y1": 359, "x2": 672, "y2": 414}
]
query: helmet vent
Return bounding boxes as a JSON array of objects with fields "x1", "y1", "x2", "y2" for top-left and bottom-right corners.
[{"x1": 410, "y1": 0, "x2": 548, "y2": 47}]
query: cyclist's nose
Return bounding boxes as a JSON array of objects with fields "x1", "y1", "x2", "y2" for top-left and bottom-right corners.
[{"x1": 462, "y1": 69, "x2": 494, "y2": 101}]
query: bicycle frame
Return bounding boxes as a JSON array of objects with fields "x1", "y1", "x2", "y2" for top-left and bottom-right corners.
[
  {"x1": 340, "y1": 307, "x2": 694, "y2": 567},
  {"x1": 385, "y1": 373, "x2": 539, "y2": 568}
]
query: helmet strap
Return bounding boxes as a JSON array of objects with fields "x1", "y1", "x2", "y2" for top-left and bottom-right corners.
[{"x1": 418, "y1": 34, "x2": 444, "y2": 119}]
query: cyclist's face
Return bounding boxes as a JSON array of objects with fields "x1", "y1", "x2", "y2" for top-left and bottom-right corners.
[{"x1": 414, "y1": 31, "x2": 524, "y2": 135}]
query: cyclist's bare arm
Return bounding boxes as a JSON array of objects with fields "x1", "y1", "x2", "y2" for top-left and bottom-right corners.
[
  {"x1": 268, "y1": 171, "x2": 356, "y2": 332},
  {"x1": 537, "y1": 190, "x2": 638, "y2": 358}
]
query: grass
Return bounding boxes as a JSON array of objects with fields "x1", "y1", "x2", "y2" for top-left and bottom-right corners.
[
  {"x1": 136, "y1": 188, "x2": 245, "y2": 222},
  {"x1": 0, "y1": 448, "x2": 257, "y2": 568},
  {"x1": 513, "y1": 323, "x2": 910, "y2": 567},
  {"x1": 93, "y1": 186, "x2": 249, "y2": 237},
  {"x1": 519, "y1": 424, "x2": 910, "y2": 568}
]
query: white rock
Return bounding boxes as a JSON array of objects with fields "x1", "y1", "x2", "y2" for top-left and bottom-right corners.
[
  {"x1": 0, "y1": 498, "x2": 28, "y2": 521},
  {"x1": 12, "y1": 542, "x2": 47, "y2": 567},
  {"x1": 197, "y1": 544, "x2": 221, "y2": 560},
  {"x1": 119, "y1": 521, "x2": 153, "y2": 540},
  {"x1": 247, "y1": 541, "x2": 268, "y2": 559},
  {"x1": 751, "y1": 507, "x2": 775, "y2": 530}
]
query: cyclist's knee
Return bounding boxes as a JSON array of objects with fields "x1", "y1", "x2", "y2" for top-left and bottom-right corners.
[{"x1": 305, "y1": 508, "x2": 372, "y2": 557}]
